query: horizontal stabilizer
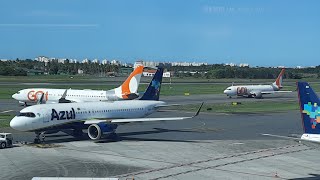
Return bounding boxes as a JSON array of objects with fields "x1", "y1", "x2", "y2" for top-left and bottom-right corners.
[
  {"x1": 262, "y1": 133, "x2": 320, "y2": 147},
  {"x1": 262, "y1": 133, "x2": 301, "y2": 140}
]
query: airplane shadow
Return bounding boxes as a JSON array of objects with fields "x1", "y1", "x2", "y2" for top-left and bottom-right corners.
[
  {"x1": 289, "y1": 174, "x2": 320, "y2": 180},
  {"x1": 42, "y1": 127, "x2": 204, "y2": 144}
]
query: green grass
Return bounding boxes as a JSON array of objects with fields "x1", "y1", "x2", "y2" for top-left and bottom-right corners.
[
  {"x1": 0, "y1": 75, "x2": 319, "y2": 99},
  {"x1": 169, "y1": 101, "x2": 299, "y2": 114},
  {"x1": 0, "y1": 83, "x2": 228, "y2": 99},
  {"x1": 0, "y1": 82, "x2": 310, "y2": 100},
  {"x1": 0, "y1": 114, "x2": 13, "y2": 128}
]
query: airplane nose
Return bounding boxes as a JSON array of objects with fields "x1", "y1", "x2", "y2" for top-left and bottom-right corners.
[
  {"x1": 10, "y1": 117, "x2": 24, "y2": 131},
  {"x1": 12, "y1": 93, "x2": 17, "y2": 99},
  {"x1": 223, "y1": 90, "x2": 228, "y2": 94}
]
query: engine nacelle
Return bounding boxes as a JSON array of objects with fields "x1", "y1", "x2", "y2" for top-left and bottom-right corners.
[
  {"x1": 251, "y1": 91, "x2": 262, "y2": 99},
  {"x1": 87, "y1": 123, "x2": 118, "y2": 140}
]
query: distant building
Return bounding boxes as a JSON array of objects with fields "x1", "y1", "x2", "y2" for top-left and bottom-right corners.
[
  {"x1": 143, "y1": 69, "x2": 171, "y2": 78},
  {"x1": 82, "y1": 58, "x2": 90, "y2": 63},
  {"x1": 58, "y1": 58, "x2": 67, "y2": 64},
  {"x1": 277, "y1": 66, "x2": 286, "y2": 68},
  {"x1": 239, "y1": 63, "x2": 249, "y2": 67},
  {"x1": 92, "y1": 59, "x2": 99, "y2": 63},
  {"x1": 69, "y1": 59, "x2": 77, "y2": 63},
  {"x1": 101, "y1": 59, "x2": 110, "y2": 65},
  {"x1": 225, "y1": 63, "x2": 236, "y2": 67},
  {"x1": 36, "y1": 56, "x2": 49, "y2": 63},
  {"x1": 111, "y1": 60, "x2": 120, "y2": 65},
  {"x1": 143, "y1": 61, "x2": 159, "y2": 68},
  {"x1": 134, "y1": 60, "x2": 144, "y2": 68},
  {"x1": 78, "y1": 69, "x2": 84, "y2": 74},
  {"x1": 171, "y1": 61, "x2": 207, "y2": 66},
  {"x1": 121, "y1": 62, "x2": 133, "y2": 67}
]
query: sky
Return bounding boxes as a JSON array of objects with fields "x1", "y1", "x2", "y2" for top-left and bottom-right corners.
[{"x1": 0, "y1": 0, "x2": 319, "y2": 67}]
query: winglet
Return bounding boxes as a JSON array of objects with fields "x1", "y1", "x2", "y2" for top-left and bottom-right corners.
[
  {"x1": 58, "y1": 90, "x2": 72, "y2": 103},
  {"x1": 61, "y1": 89, "x2": 68, "y2": 99},
  {"x1": 194, "y1": 102, "x2": 204, "y2": 117}
]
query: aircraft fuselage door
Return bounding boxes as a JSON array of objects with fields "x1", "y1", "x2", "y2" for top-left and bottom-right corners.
[{"x1": 41, "y1": 108, "x2": 50, "y2": 123}]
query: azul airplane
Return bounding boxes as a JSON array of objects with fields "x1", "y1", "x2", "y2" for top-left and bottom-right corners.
[
  {"x1": 10, "y1": 67, "x2": 203, "y2": 143},
  {"x1": 11, "y1": 65, "x2": 144, "y2": 105},
  {"x1": 223, "y1": 69, "x2": 291, "y2": 98},
  {"x1": 263, "y1": 82, "x2": 320, "y2": 144}
]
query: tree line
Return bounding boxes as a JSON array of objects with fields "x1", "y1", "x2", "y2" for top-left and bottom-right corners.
[{"x1": 0, "y1": 59, "x2": 318, "y2": 79}]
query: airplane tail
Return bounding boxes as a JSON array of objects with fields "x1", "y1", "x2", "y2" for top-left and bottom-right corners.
[
  {"x1": 297, "y1": 82, "x2": 320, "y2": 134},
  {"x1": 272, "y1": 68, "x2": 285, "y2": 90},
  {"x1": 139, "y1": 67, "x2": 164, "y2": 101},
  {"x1": 113, "y1": 65, "x2": 144, "y2": 99}
]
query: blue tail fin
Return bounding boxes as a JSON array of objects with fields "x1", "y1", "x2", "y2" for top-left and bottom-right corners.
[
  {"x1": 140, "y1": 67, "x2": 163, "y2": 101},
  {"x1": 297, "y1": 82, "x2": 320, "y2": 134}
]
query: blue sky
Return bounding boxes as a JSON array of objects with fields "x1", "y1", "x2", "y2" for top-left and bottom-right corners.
[{"x1": 0, "y1": 0, "x2": 319, "y2": 67}]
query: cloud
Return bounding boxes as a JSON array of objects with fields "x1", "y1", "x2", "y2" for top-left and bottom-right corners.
[{"x1": 0, "y1": 24, "x2": 99, "y2": 28}]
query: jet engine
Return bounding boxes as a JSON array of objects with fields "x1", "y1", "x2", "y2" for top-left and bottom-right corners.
[
  {"x1": 87, "y1": 123, "x2": 118, "y2": 140},
  {"x1": 251, "y1": 91, "x2": 262, "y2": 99}
]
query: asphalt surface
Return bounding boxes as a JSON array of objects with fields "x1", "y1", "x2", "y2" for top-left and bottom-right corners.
[{"x1": 1, "y1": 94, "x2": 319, "y2": 180}]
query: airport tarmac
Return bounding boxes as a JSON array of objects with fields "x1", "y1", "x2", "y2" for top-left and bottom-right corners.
[{"x1": 1, "y1": 94, "x2": 319, "y2": 179}]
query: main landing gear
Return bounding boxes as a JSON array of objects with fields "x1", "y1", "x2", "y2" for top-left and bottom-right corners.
[{"x1": 34, "y1": 132, "x2": 45, "y2": 144}]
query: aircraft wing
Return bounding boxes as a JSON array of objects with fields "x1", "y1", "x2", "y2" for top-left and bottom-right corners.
[
  {"x1": 84, "y1": 102, "x2": 203, "y2": 124},
  {"x1": 262, "y1": 133, "x2": 320, "y2": 147},
  {"x1": 84, "y1": 115, "x2": 196, "y2": 125},
  {"x1": 261, "y1": 90, "x2": 292, "y2": 94},
  {"x1": 154, "y1": 104, "x2": 181, "y2": 108},
  {"x1": 110, "y1": 116, "x2": 194, "y2": 123}
]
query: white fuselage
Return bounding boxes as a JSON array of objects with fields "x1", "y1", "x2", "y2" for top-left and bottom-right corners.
[
  {"x1": 223, "y1": 85, "x2": 276, "y2": 97},
  {"x1": 301, "y1": 133, "x2": 320, "y2": 142},
  {"x1": 10, "y1": 100, "x2": 166, "y2": 132},
  {"x1": 12, "y1": 88, "x2": 121, "y2": 103}
]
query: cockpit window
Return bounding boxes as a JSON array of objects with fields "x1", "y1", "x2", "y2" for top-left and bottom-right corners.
[
  {"x1": 227, "y1": 88, "x2": 232, "y2": 90},
  {"x1": 17, "y1": 91, "x2": 21, "y2": 94},
  {"x1": 18, "y1": 112, "x2": 36, "y2": 118}
]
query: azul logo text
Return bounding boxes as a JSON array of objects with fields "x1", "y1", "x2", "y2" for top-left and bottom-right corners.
[{"x1": 51, "y1": 108, "x2": 76, "y2": 121}]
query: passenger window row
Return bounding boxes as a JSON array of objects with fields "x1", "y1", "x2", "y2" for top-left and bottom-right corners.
[{"x1": 76, "y1": 108, "x2": 144, "y2": 114}]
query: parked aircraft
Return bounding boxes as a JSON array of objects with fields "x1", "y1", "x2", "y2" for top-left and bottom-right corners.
[
  {"x1": 223, "y1": 69, "x2": 291, "y2": 98},
  {"x1": 10, "y1": 67, "x2": 203, "y2": 143},
  {"x1": 11, "y1": 65, "x2": 144, "y2": 105},
  {"x1": 263, "y1": 82, "x2": 320, "y2": 144}
]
